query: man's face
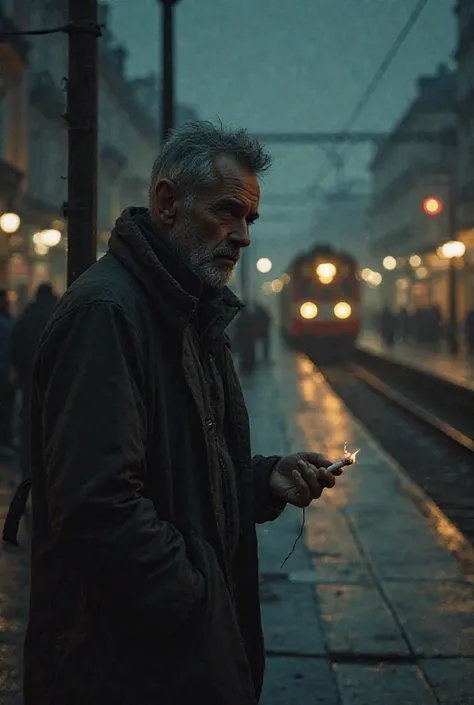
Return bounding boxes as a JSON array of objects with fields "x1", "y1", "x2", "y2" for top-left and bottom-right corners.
[{"x1": 169, "y1": 154, "x2": 260, "y2": 288}]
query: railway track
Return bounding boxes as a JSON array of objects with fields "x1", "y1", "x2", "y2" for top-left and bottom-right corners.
[{"x1": 313, "y1": 348, "x2": 474, "y2": 544}]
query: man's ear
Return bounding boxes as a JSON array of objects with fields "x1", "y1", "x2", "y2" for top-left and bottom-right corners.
[{"x1": 153, "y1": 179, "x2": 177, "y2": 226}]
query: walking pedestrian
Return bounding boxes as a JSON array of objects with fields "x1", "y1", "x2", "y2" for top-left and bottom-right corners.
[
  {"x1": 24, "y1": 121, "x2": 342, "y2": 705},
  {"x1": 10, "y1": 282, "x2": 58, "y2": 480},
  {"x1": 0, "y1": 289, "x2": 15, "y2": 452}
]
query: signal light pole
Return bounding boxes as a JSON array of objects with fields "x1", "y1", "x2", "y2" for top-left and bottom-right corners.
[{"x1": 159, "y1": 0, "x2": 180, "y2": 142}]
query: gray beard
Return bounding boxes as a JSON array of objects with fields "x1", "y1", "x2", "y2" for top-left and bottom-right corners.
[{"x1": 170, "y1": 218, "x2": 235, "y2": 289}]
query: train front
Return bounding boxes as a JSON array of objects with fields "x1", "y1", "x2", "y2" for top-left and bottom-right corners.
[{"x1": 281, "y1": 247, "x2": 361, "y2": 359}]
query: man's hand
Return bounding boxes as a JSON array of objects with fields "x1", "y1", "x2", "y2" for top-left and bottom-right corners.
[{"x1": 269, "y1": 452, "x2": 343, "y2": 508}]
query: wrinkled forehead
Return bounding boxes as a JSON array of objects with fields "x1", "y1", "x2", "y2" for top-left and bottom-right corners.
[{"x1": 204, "y1": 153, "x2": 260, "y2": 202}]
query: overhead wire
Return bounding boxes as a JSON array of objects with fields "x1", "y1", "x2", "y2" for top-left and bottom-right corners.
[{"x1": 311, "y1": 0, "x2": 431, "y2": 191}]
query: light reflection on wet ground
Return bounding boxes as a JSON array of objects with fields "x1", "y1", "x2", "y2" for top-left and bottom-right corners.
[{"x1": 253, "y1": 343, "x2": 474, "y2": 703}]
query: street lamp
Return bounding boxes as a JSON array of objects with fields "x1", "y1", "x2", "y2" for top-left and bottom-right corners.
[
  {"x1": 0, "y1": 212, "x2": 21, "y2": 234},
  {"x1": 439, "y1": 239, "x2": 465, "y2": 355},
  {"x1": 256, "y1": 257, "x2": 272, "y2": 273},
  {"x1": 33, "y1": 229, "x2": 62, "y2": 248},
  {"x1": 159, "y1": 0, "x2": 181, "y2": 142},
  {"x1": 382, "y1": 256, "x2": 397, "y2": 271}
]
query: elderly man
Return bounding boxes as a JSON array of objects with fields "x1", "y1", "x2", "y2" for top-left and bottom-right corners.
[{"x1": 24, "y1": 122, "x2": 341, "y2": 705}]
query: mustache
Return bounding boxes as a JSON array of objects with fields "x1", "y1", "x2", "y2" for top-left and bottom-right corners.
[{"x1": 213, "y1": 248, "x2": 240, "y2": 263}]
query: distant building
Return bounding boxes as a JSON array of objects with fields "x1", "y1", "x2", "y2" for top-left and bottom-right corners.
[
  {"x1": 0, "y1": 0, "x2": 31, "y2": 306},
  {"x1": 455, "y1": 0, "x2": 474, "y2": 232},
  {"x1": 454, "y1": 0, "x2": 474, "y2": 319},
  {"x1": 0, "y1": 0, "x2": 199, "y2": 303},
  {"x1": 369, "y1": 64, "x2": 458, "y2": 317}
]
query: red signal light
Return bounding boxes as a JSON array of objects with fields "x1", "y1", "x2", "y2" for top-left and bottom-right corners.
[{"x1": 423, "y1": 197, "x2": 443, "y2": 216}]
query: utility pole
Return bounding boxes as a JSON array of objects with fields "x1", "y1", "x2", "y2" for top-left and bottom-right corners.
[
  {"x1": 160, "y1": 0, "x2": 179, "y2": 142},
  {"x1": 65, "y1": 0, "x2": 100, "y2": 287}
]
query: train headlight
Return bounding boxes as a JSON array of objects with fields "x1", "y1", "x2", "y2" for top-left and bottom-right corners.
[
  {"x1": 300, "y1": 302, "x2": 318, "y2": 319},
  {"x1": 316, "y1": 262, "x2": 336, "y2": 284},
  {"x1": 334, "y1": 302, "x2": 351, "y2": 319}
]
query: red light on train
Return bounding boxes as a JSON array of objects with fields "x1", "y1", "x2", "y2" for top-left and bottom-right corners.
[{"x1": 423, "y1": 197, "x2": 443, "y2": 216}]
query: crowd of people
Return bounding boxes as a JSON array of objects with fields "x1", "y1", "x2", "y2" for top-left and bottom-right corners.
[
  {"x1": 379, "y1": 304, "x2": 474, "y2": 355},
  {"x1": 0, "y1": 283, "x2": 58, "y2": 478}
]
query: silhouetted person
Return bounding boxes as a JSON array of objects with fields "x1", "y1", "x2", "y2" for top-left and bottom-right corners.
[
  {"x1": 10, "y1": 282, "x2": 58, "y2": 479},
  {"x1": 465, "y1": 309, "x2": 474, "y2": 357},
  {"x1": 254, "y1": 303, "x2": 271, "y2": 362},
  {"x1": 398, "y1": 307, "x2": 410, "y2": 343},
  {"x1": 380, "y1": 306, "x2": 396, "y2": 349},
  {"x1": 0, "y1": 289, "x2": 15, "y2": 451}
]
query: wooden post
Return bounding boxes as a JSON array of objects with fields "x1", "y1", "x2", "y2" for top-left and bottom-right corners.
[{"x1": 65, "y1": 0, "x2": 99, "y2": 287}]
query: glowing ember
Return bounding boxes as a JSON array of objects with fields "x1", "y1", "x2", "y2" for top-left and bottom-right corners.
[
  {"x1": 343, "y1": 443, "x2": 360, "y2": 464},
  {"x1": 328, "y1": 444, "x2": 361, "y2": 474}
]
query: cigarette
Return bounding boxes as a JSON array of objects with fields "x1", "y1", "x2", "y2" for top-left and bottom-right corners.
[
  {"x1": 327, "y1": 446, "x2": 360, "y2": 474},
  {"x1": 327, "y1": 458, "x2": 353, "y2": 473}
]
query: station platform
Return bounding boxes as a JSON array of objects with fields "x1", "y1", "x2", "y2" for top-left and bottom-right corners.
[
  {"x1": 358, "y1": 331, "x2": 474, "y2": 392},
  {"x1": 0, "y1": 344, "x2": 474, "y2": 703},
  {"x1": 244, "y1": 343, "x2": 474, "y2": 705}
]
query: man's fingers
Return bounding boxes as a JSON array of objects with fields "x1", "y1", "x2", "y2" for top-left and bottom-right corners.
[
  {"x1": 297, "y1": 461, "x2": 323, "y2": 498},
  {"x1": 301, "y1": 452, "x2": 332, "y2": 469},
  {"x1": 331, "y1": 467, "x2": 344, "y2": 476},
  {"x1": 316, "y1": 467, "x2": 336, "y2": 489},
  {"x1": 292, "y1": 469, "x2": 312, "y2": 504}
]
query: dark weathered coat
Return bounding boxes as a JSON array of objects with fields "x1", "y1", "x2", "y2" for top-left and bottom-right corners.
[{"x1": 24, "y1": 208, "x2": 285, "y2": 705}]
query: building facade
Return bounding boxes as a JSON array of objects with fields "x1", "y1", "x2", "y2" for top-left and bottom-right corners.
[
  {"x1": 0, "y1": 0, "x2": 199, "y2": 307},
  {"x1": 0, "y1": 0, "x2": 31, "y2": 305},
  {"x1": 455, "y1": 0, "x2": 474, "y2": 314},
  {"x1": 369, "y1": 65, "x2": 460, "y2": 321}
]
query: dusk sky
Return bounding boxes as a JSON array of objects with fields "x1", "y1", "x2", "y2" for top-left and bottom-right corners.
[{"x1": 110, "y1": 0, "x2": 456, "y2": 271}]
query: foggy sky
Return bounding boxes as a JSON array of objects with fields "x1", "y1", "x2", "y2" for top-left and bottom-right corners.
[{"x1": 110, "y1": 0, "x2": 455, "y2": 271}]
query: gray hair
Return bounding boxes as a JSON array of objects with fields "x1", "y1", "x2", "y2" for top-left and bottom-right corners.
[{"x1": 148, "y1": 120, "x2": 271, "y2": 209}]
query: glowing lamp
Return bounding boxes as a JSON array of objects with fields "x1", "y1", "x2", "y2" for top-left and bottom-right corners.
[
  {"x1": 0, "y1": 212, "x2": 20, "y2": 234},
  {"x1": 300, "y1": 302, "x2": 318, "y2": 320},
  {"x1": 256, "y1": 257, "x2": 272, "y2": 273},
  {"x1": 334, "y1": 302, "x2": 351, "y2": 319},
  {"x1": 423, "y1": 197, "x2": 443, "y2": 215},
  {"x1": 34, "y1": 229, "x2": 62, "y2": 247},
  {"x1": 439, "y1": 240, "x2": 465, "y2": 259},
  {"x1": 382, "y1": 256, "x2": 397, "y2": 271}
]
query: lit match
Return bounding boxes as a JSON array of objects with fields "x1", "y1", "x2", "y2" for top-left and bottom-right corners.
[{"x1": 327, "y1": 443, "x2": 360, "y2": 474}]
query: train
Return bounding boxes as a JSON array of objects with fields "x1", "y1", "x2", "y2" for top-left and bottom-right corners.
[{"x1": 280, "y1": 244, "x2": 361, "y2": 360}]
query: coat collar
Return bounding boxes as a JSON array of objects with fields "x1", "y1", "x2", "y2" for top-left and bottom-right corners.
[{"x1": 108, "y1": 207, "x2": 243, "y2": 337}]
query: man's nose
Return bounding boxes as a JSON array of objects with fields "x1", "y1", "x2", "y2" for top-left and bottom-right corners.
[{"x1": 229, "y1": 226, "x2": 251, "y2": 248}]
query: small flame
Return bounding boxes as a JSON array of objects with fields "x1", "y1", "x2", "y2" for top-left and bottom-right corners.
[
  {"x1": 343, "y1": 443, "x2": 360, "y2": 465},
  {"x1": 350, "y1": 449, "x2": 360, "y2": 464}
]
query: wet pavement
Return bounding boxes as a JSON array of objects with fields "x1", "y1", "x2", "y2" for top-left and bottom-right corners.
[
  {"x1": 0, "y1": 457, "x2": 28, "y2": 705},
  {"x1": 244, "y1": 343, "x2": 474, "y2": 705},
  {"x1": 1, "y1": 344, "x2": 474, "y2": 703},
  {"x1": 359, "y1": 331, "x2": 474, "y2": 392}
]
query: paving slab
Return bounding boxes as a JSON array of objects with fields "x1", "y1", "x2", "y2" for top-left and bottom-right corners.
[
  {"x1": 420, "y1": 657, "x2": 474, "y2": 705},
  {"x1": 257, "y1": 504, "x2": 312, "y2": 575},
  {"x1": 316, "y1": 583, "x2": 410, "y2": 657},
  {"x1": 334, "y1": 663, "x2": 437, "y2": 705},
  {"x1": 304, "y1": 501, "x2": 374, "y2": 586},
  {"x1": 260, "y1": 657, "x2": 339, "y2": 705},
  {"x1": 382, "y1": 581, "x2": 474, "y2": 657},
  {"x1": 260, "y1": 580, "x2": 327, "y2": 657}
]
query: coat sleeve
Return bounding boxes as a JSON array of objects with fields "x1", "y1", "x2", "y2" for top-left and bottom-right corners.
[
  {"x1": 35, "y1": 301, "x2": 205, "y2": 635},
  {"x1": 252, "y1": 454, "x2": 286, "y2": 524}
]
